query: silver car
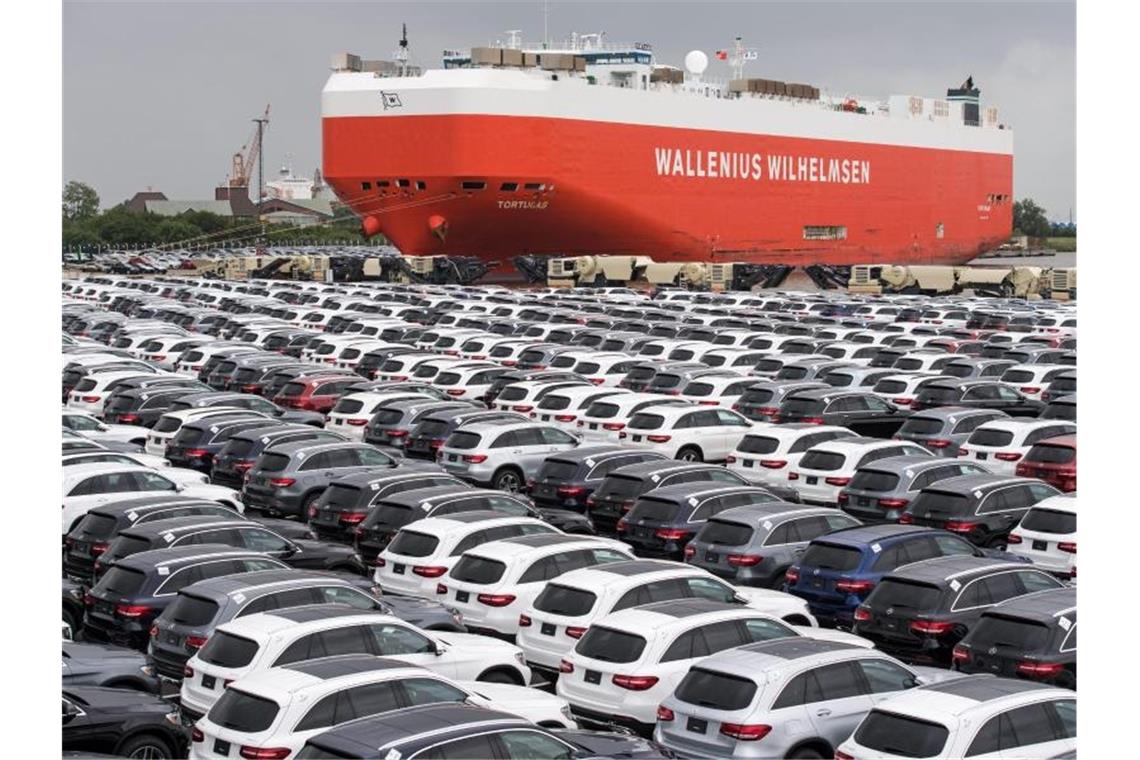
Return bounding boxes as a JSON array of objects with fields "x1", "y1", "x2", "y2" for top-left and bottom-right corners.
[
  {"x1": 893, "y1": 406, "x2": 1009, "y2": 457},
  {"x1": 437, "y1": 421, "x2": 580, "y2": 492},
  {"x1": 838, "y1": 456, "x2": 990, "y2": 523},
  {"x1": 655, "y1": 639, "x2": 941, "y2": 759}
]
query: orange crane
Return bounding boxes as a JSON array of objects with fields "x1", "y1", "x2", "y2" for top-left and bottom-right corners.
[{"x1": 228, "y1": 104, "x2": 271, "y2": 189}]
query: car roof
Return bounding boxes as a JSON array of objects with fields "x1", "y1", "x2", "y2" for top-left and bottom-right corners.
[
  {"x1": 464, "y1": 534, "x2": 612, "y2": 561},
  {"x1": 857, "y1": 455, "x2": 950, "y2": 473},
  {"x1": 807, "y1": 437, "x2": 906, "y2": 454},
  {"x1": 908, "y1": 406, "x2": 1000, "y2": 420},
  {"x1": 811, "y1": 523, "x2": 936, "y2": 547},
  {"x1": 378, "y1": 485, "x2": 483, "y2": 506},
  {"x1": 119, "y1": 516, "x2": 250, "y2": 538},
  {"x1": 698, "y1": 638, "x2": 863, "y2": 673},
  {"x1": 609, "y1": 460, "x2": 727, "y2": 478},
  {"x1": 635, "y1": 483, "x2": 768, "y2": 502},
  {"x1": 711, "y1": 502, "x2": 836, "y2": 524},
  {"x1": 904, "y1": 675, "x2": 1061, "y2": 718},
  {"x1": 180, "y1": 569, "x2": 345, "y2": 600},
  {"x1": 115, "y1": 545, "x2": 270, "y2": 573},
  {"x1": 976, "y1": 419, "x2": 1068, "y2": 433},
  {"x1": 885, "y1": 555, "x2": 1029, "y2": 584},
  {"x1": 920, "y1": 473, "x2": 1035, "y2": 494},
  {"x1": 982, "y1": 586, "x2": 1077, "y2": 622},
  {"x1": 1033, "y1": 434, "x2": 1076, "y2": 448},
  {"x1": 263, "y1": 439, "x2": 365, "y2": 456}
]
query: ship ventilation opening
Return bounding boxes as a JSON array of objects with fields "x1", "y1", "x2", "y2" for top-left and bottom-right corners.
[
  {"x1": 461, "y1": 181, "x2": 487, "y2": 190},
  {"x1": 936, "y1": 223, "x2": 945, "y2": 239}
]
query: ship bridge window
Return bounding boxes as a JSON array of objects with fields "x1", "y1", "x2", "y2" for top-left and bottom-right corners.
[
  {"x1": 416, "y1": 181, "x2": 427, "y2": 190},
  {"x1": 523, "y1": 182, "x2": 545, "y2": 191},
  {"x1": 361, "y1": 182, "x2": 372, "y2": 191},
  {"x1": 397, "y1": 178, "x2": 410, "y2": 188},
  {"x1": 461, "y1": 181, "x2": 487, "y2": 190},
  {"x1": 803, "y1": 226, "x2": 848, "y2": 241},
  {"x1": 376, "y1": 180, "x2": 390, "y2": 187},
  {"x1": 500, "y1": 182, "x2": 519, "y2": 192}
]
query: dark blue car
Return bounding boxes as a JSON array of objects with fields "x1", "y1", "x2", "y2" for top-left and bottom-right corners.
[{"x1": 783, "y1": 524, "x2": 991, "y2": 629}]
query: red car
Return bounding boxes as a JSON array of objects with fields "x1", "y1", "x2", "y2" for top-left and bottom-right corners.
[
  {"x1": 1015, "y1": 434, "x2": 1076, "y2": 492},
  {"x1": 272, "y1": 373, "x2": 359, "y2": 414}
]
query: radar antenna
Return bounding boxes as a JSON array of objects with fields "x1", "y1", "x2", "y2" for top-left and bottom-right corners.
[{"x1": 394, "y1": 23, "x2": 410, "y2": 76}]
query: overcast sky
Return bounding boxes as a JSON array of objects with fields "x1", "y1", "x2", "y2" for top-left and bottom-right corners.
[{"x1": 63, "y1": 0, "x2": 1076, "y2": 221}]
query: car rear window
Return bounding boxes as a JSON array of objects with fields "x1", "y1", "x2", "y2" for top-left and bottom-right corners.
[
  {"x1": 538, "y1": 459, "x2": 580, "y2": 482},
  {"x1": 497, "y1": 386, "x2": 528, "y2": 402},
  {"x1": 782, "y1": 398, "x2": 826, "y2": 416},
  {"x1": 624, "y1": 365, "x2": 655, "y2": 380},
  {"x1": 200, "y1": 631, "x2": 259, "y2": 668},
  {"x1": 798, "y1": 451, "x2": 845, "y2": 471},
  {"x1": 446, "y1": 431, "x2": 481, "y2": 450},
  {"x1": 575, "y1": 625, "x2": 647, "y2": 663},
  {"x1": 875, "y1": 379, "x2": 908, "y2": 394},
  {"x1": 942, "y1": 362, "x2": 973, "y2": 378},
  {"x1": 153, "y1": 416, "x2": 182, "y2": 433},
  {"x1": 910, "y1": 490, "x2": 971, "y2": 516},
  {"x1": 281, "y1": 382, "x2": 306, "y2": 397},
  {"x1": 434, "y1": 372, "x2": 462, "y2": 387},
  {"x1": 108, "y1": 535, "x2": 155, "y2": 562},
  {"x1": 800, "y1": 542, "x2": 862, "y2": 571},
  {"x1": 684, "y1": 382, "x2": 714, "y2": 397},
  {"x1": 895, "y1": 358, "x2": 926, "y2": 371},
  {"x1": 533, "y1": 584, "x2": 597, "y2": 616},
  {"x1": 898, "y1": 416, "x2": 945, "y2": 436},
  {"x1": 450, "y1": 555, "x2": 506, "y2": 584},
  {"x1": 1026, "y1": 444, "x2": 1075, "y2": 464},
  {"x1": 334, "y1": 399, "x2": 363, "y2": 415},
  {"x1": 872, "y1": 578, "x2": 944, "y2": 611},
  {"x1": 167, "y1": 594, "x2": 220, "y2": 626},
  {"x1": 968, "y1": 429, "x2": 1015, "y2": 447},
  {"x1": 575, "y1": 362, "x2": 601, "y2": 375},
  {"x1": 740, "y1": 387, "x2": 775, "y2": 404},
  {"x1": 75, "y1": 512, "x2": 119, "y2": 539},
  {"x1": 585, "y1": 402, "x2": 620, "y2": 419},
  {"x1": 676, "y1": 668, "x2": 758, "y2": 711},
  {"x1": 597, "y1": 475, "x2": 643, "y2": 500},
  {"x1": 173, "y1": 426, "x2": 206, "y2": 446},
  {"x1": 1003, "y1": 370, "x2": 1035, "y2": 383},
  {"x1": 1020, "y1": 507, "x2": 1076, "y2": 534},
  {"x1": 738, "y1": 435, "x2": 779, "y2": 455},
  {"x1": 920, "y1": 385, "x2": 960, "y2": 402},
  {"x1": 372, "y1": 409, "x2": 404, "y2": 426},
  {"x1": 539, "y1": 395, "x2": 572, "y2": 411},
  {"x1": 208, "y1": 688, "x2": 280, "y2": 733},
  {"x1": 388, "y1": 530, "x2": 440, "y2": 558},
  {"x1": 257, "y1": 453, "x2": 292, "y2": 473},
  {"x1": 627, "y1": 413, "x2": 665, "y2": 430},
  {"x1": 74, "y1": 378, "x2": 99, "y2": 393},
  {"x1": 97, "y1": 566, "x2": 147, "y2": 597},
  {"x1": 629, "y1": 497, "x2": 681, "y2": 523},
  {"x1": 849, "y1": 469, "x2": 900, "y2": 492},
  {"x1": 698, "y1": 519, "x2": 754, "y2": 546},
  {"x1": 853, "y1": 710, "x2": 948, "y2": 758},
  {"x1": 969, "y1": 613, "x2": 1052, "y2": 651}
]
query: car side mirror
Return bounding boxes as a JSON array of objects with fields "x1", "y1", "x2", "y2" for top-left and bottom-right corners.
[
  {"x1": 732, "y1": 593, "x2": 749, "y2": 605},
  {"x1": 433, "y1": 642, "x2": 448, "y2": 656},
  {"x1": 62, "y1": 702, "x2": 80, "y2": 722}
]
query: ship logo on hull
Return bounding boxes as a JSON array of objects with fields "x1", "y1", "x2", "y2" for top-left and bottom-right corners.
[
  {"x1": 653, "y1": 147, "x2": 871, "y2": 184},
  {"x1": 381, "y1": 91, "x2": 403, "y2": 109}
]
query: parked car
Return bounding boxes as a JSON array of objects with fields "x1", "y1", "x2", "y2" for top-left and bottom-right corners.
[
  {"x1": 788, "y1": 438, "x2": 932, "y2": 506},
  {"x1": 1006, "y1": 495, "x2": 1077, "y2": 579},
  {"x1": 528, "y1": 447, "x2": 667, "y2": 512},
  {"x1": 63, "y1": 687, "x2": 190, "y2": 758},
  {"x1": 726, "y1": 423, "x2": 856, "y2": 484},
  {"x1": 437, "y1": 421, "x2": 581, "y2": 492},
  {"x1": 839, "y1": 456, "x2": 989, "y2": 523},
  {"x1": 893, "y1": 407, "x2": 1009, "y2": 457},
  {"x1": 956, "y1": 420, "x2": 1077, "y2": 476},
  {"x1": 1014, "y1": 434, "x2": 1077, "y2": 492},
  {"x1": 776, "y1": 389, "x2": 909, "y2": 437},
  {"x1": 307, "y1": 470, "x2": 465, "y2": 543}
]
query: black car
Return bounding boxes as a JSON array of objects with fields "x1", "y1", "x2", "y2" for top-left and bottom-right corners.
[
  {"x1": 210, "y1": 424, "x2": 347, "y2": 488},
  {"x1": 356, "y1": 346, "x2": 431, "y2": 379},
  {"x1": 911, "y1": 380, "x2": 1045, "y2": 416},
  {"x1": 147, "y1": 569, "x2": 464, "y2": 683},
  {"x1": 226, "y1": 356, "x2": 302, "y2": 393},
  {"x1": 732, "y1": 380, "x2": 829, "y2": 422},
  {"x1": 587, "y1": 461, "x2": 751, "y2": 534},
  {"x1": 165, "y1": 416, "x2": 282, "y2": 472},
  {"x1": 206, "y1": 352, "x2": 286, "y2": 390},
  {"x1": 900, "y1": 474, "x2": 1062, "y2": 548},
  {"x1": 309, "y1": 470, "x2": 467, "y2": 543},
  {"x1": 893, "y1": 407, "x2": 1009, "y2": 457},
  {"x1": 776, "y1": 388, "x2": 907, "y2": 437},
  {"x1": 296, "y1": 702, "x2": 675, "y2": 760},
  {"x1": 63, "y1": 687, "x2": 190, "y2": 758},
  {"x1": 618, "y1": 484, "x2": 781, "y2": 560},
  {"x1": 64, "y1": 496, "x2": 242, "y2": 584},
  {"x1": 363, "y1": 399, "x2": 475, "y2": 449},
  {"x1": 853, "y1": 556, "x2": 1064, "y2": 664},
  {"x1": 96, "y1": 517, "x2": 360, "y2": 580},
  {"x1": 259, "y1": 365, "x2": 345, "y2": 400},
  {"x1": 83, "y1": 545, "x2": 289, "y2": 649},
  {"x1": 101, "y1": 387, "x2": 200, "y2": 427},
  {"x1": 952, "y1": 586, "x2": 1076, "y2": 689},
  {"x1": 529, "y1": 447, "x2": 668, "y2": 512},
  {"x1": 619, "y1": 361, "x2": 704, "y2": 393},
  {"x1": 64, "y1": 641, "x2": 159, "y2": 692},
  {"x1": 64, "y1": 578, "x2": 88, "y2": 636},
  {"x1": 403, "y1": 408, "x2": 527, "y2": 460}
]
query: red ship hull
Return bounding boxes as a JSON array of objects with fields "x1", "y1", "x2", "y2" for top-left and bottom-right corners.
[{"x1": 322, "y1": 113, "x2": 1013, "y2": 271}]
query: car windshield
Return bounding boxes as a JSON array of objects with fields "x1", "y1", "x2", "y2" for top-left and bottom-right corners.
[
  {"x1": 1026, "y1": 444, "x2": 1075, "y2": 464},
  {"x1": 798, "y1": 451, "x2": 845, "y2": 471},
  {"x1": 698, "y1": 519, "x2": 754, "y2": 546},
  {"x1": 800, "y1": 542, "x2": 862, "y2": 571},
  {"x1": 449, "y1": 555, "x2": 506, "y2": 584},
  {"x1": 1020, "y1": 507, "x2": 1076, "y2": 534},
  {"x1": 853, "y1": 710, "x2": 949, "y2": 758},
  {"x1": 533, "y1": 584, "x2": 597, "y2": 616},
  {"x1": 388, "y1": 530, "x2": 440, "y2": 558},
  {"x1": 208, "y1": 688, "x2": 280, "y2": 733},
  {"x1": 676, "y1": 668, "x2": 758, "y2": 711},
  {"x1": 968, "y1": 429, "x2": 1015, "y2": 447},
  {"x1": 849, "y1": 469, "x2": 900, "y2": 492},
  {"x1": 575, "y1": 625, "x2": 646, "y2": 663},
  {"x1": 871, "y1": 579, "x2": 943, "y2": 611}
]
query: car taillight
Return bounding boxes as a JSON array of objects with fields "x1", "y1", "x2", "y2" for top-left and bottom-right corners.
[
  {"x1": 268, "y1": 477, "x2": 295, "y2": 488},
  {"x1": 118, "y1": 413, "x2": 139, "y2": 423},
  {"x1": 615, "y1": 519, "x2": 629, "y2": 534},
  {"x1": 149, "y1": 624, "x2": 159, "y2": 638},
  {"x1": 893, "y1": 397, "x2": 913, "y2": 405},
  {"x1": 436, "y1": 583, "x2": 447, "y2": 595},
  {"x1": 719, "y1": 723, "x2": 772, "y2": 741},
  {"x1": 803, "y1": 416, "x2": 825, "y2": 424},
  {"x1": 191, "y1": 727, "x2": 204, "y2": 743},
  {"x1": 657, "y1": 705, "x2": 675, "y2": 722},
  {"x1": 602, "y1": 422, "x2": 625, "y2": 431},
  {"x1": 952, "y1": 645, "x2": 970, "y2": 663},
  {"x1": 995, "y1": 452, "x2": 1022, "y2": 461},
  {"x1": 413, "y1": 565, "x2": 448, "y2": 577},
  {"x1": 877, "y1": 498, "x2": 909, "y2": 509},
  {"x1": 944, "y1": 520, "x2": 979, "y2": 534},
  {"x1": 683, "y1": 545, "x2": 696, "y2": 558},
  {"x1": 759, "y1": 459, "x2": 787, "y2": 469},
  {"x1": 1017, "y1": 661, "x2": 1065, "y2": 678},
  {"x1": 853, "y1": 607, "x2": 872, "y2": 622},
  {"x1": 233, "y1": 461, "x2": 253, "y2": 473},
  {"x1": 698, "y1": 400, "x2": 719, "y2": 406},
  {"x1": 566, "y1": 626, "x2": 587, "y2": 639},
  {"x1": 346, "y1": 418, "x2": 368, "y2": 426},
  {"x1": 1059, "y1": 541, "x2": 1077, "y2": 554},
  {"x1": 445, "y1": 388, "x2": 465, "y2": 396},
  {"x1": 462, "y1": 454, "x2": 488, "y2": 463},
  {"x1": 240, "y1": 384, "x2": 259, "y2": 392},
  {"x1": 186, "y1": 635, "x2": 208, "y2": 649},
  {"x1": 1006, "y1": 533, "x2": 1023, "y2": 544},
  {"x1": 1020, "y1": 386, "x2": 1041, "y2": 394},
  {"x1": 477, "y1": 593, "x2": 516, "y2": 607},
  {"x1": 619, "y1": 500, "x2": 635, "y2": 513},
  {"x1": 725, "y1": 455, "x2": 737, "y2": 464},
  {"x1": 239, "y1": 747, "x2": 292, "y2": 760},
  {"x1": 612, "y1": 674, "x2": 659, "y2": 691},
  {"x1": 557, "y1": 485, "x2": 585, "y2": 497},
  {"x1": 518, "y1": 614, "x2": 532, "y2": 627},
  {"x1": 185, "y1": 448, "x2": 210, "y2": 458},
  {"x1": 825, "y1": 477, "x2": 851, "y2": 486},
  {"x1": 81, "y1": 395, "x2": 101, "y2": 403},
  {"x1": 757, "y1": 406, "x2": 779, "y2": 417},
  {"x1": 654, "y1": 528, "x2": 692, "y2": 541},
  {"x1": 559, "y1": 659, "x2": 574, "y2": 673},
  {"x1": 899, "y1": 513, "x2": 915, "y2": 524},
  {"x1": 785, "y1": 567, "x2": 800, "y2": 584},
  {"x1": 837, "y1": 493, "x2": 849, "y2": 505},
  {"x1": 588, "y1": 377, "x2": 605, "y2": 385},
  {"x1": 835, "y1": 579, "x2": 875, "y2": 594},
  {"x1": 910, "y1": 619, "x2": 955, "y2": 636},
  {"x1": 925, "y1": 439, "x2": 951, "y2": 449},
  {"x1": 339, "y1": 512, "x2": 368, "y2": 525},
  {"x1": 115, "y1": 604, "x2": 152, "y2": 618},
  {"x1": 90, "y1": 541, "x2": 109, "y2": 556},
  {"x1": 512, "y1": 405, "x2": 533, "y2": 412},
  {"x1": 646, "y1": 434, "x2": 672, "y2": 443},
  {"x1": 388, "y1": 429, "x2": 409, "y2": 438},
  {"x1": 788, "y1": 472, "x2": 799, "y2": 480},
  {"x1": 552, "y1": 414, "x2": 577, "y2": 423}
]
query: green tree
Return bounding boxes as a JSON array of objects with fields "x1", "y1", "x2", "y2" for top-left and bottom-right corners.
[
  {"x1": 154, "y1": 219, "x2": 202, "y2": 243},
  {"x1": 62, "y1": 181, "x2": 100, "y2": 221},
  {"x1": 1012, "y1": 198, "x2": 1051, "y2": 238},
  {"x1": 62, "y1": 220, "x2": 104, "y2": 249}
]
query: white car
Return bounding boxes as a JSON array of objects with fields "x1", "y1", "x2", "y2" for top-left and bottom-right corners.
[
  {"x1": 145, "y1": 407, "x2": 256, "y2": 456},
  {"x1": 61, "y1": 463, "x2": 240, "y2": 535},
  {"x1": 620, "y1": 403, "x2": 757, "y2": 462},
  {"x1": 61, "y1": 410, "x2": 149, "y2": 448},
  {"x1": 493, "y1": 379, "x2": 593, "y2": 413},
  {"x1": 173, "y1": 343, "x2": 259, "y2": 376},
  {"x1": 532, "y1": 386, "x2": 630, "y2": 432},
  {"x1": 181, "y1": 606, "x2": 531, "y2": 719},
  {"x1": 576, "y1": 394, "x2": 689, "y2": 443},
  {"x1": 727, "y1": 423, "x2": 857, "y2": 483},
  {"x1": 455, "y1": 335, "x2": 523, "y2": 361},
  {"x1": 137, "y1": 335, "x2": 212, "y2": 370},
  {"x1": 696, "y1": 347, "x2": 770, "y2": 371},
  {"x1": 1007, "y1": 494, "x2": 1077, "y2": 580},
  {"x1": 437, "y1": 534, "x2": 634, "y2": 637},
  {"x1": 678, "y1": 374, "x2": 757, "y2": 408},
  {"x1": 789, "y1": 438, "x2": 933, "y2": 504},
  {"x1": 62, "y1": 449, "x2": 176, "y2": 470},
  {"x1": 870, "y1": 372, "x2": 950, "y2": 407},
  {"x1": 190, "y1": 656, "x2": 574, "y2": 760},
  {"x1": 66, "y1": 370, "x2": 161, "y2": 416},
  {"x1": 430, "y1": 363, "x2": 510, "y2": 401},
  {"x1": 836, "y1": 675, "x2": 1076, "y2": 759},
  {"x1": 890, "y1": 350, "x2": 956, "y2": 373},
  {"x1": 374, "y1": 514, "x2": 559, "y2": 597},
  {"x1": 308, "y1": 335, "x2": 380, "y2": 365},
  {"x1": 518, "y1": 559, "x2": 818, "y2": 672},
  {"x1": 331, "y1": 340, "x2": 405, "y2": 371},
  {"x1": 956, "y1": 420, "x2": 1078, "y2": 476},
  {"x1": 998, "y1": 363, "x2": 1073, "y2": 400},
  {"x1": 370, "y1": 351, "x2": 436, "y2": 381},
  {"x1": 817, "y1": 341, "x2": 883, "y2": 366},
  {"x1": 326, "y1": 391, "x2": 436, "y2": 440},
  {"x1": 556, "y1": 601, "x2": 868, "y2": 732},
  {"x1": 486, "y1": 339, "x2": 541, "y2": 367},
  {"x1": 567, "y1": 351, "x2": 643, "y2": 387}
]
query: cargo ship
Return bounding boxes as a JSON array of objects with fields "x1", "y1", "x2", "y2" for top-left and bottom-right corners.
[{"x1": 321, "y1": 32, "x2": 1013, "y2": 271}]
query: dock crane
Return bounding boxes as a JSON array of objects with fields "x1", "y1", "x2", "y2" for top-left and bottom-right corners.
[{"x1": 227, "y1": 104, "x2": 271, "y2": 193}]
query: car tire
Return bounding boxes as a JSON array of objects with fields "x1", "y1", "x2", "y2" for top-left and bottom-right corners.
[
  {"x1": 477, "y1": 668, "x2": 524, "y2": 685},
  {"x1": 116, "y1": 732, "x2": 175, "y2": 759},
  {"x1": 985, "y1": 534, "x2": 1007, "y2": 551},
  {"x1": 301, "y1": 491, "x2": 323, "y2": 520},
  {"x1": 789, "y1": 748, "x2": 827, "y2": 759},
  {"x1": 492, "y1": 468, "x2": 524, "y2": 493},
  {"x1": 676, "y1": 445, "x2": 703, "y2": 462},
  {"x1": 63, "y1": 605, "x2": 83, "y2": 637}
]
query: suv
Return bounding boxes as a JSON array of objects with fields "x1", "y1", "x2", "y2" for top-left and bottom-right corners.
[
  {"x1": 272, "y1": 373, "x2": 360, "y2": 413},
  {"x1": 363, "y1": 399, "x2": 475, "y2": 449},
  {"x1": 437, "y1": 421, "x2": 580, "y2": 492},
  {"x1": 164, "y1": 417, "x2": 281, "y2": 472},
  {"x1": 403, "y1": 408, "x2": 526, "y2": 460},
  {"x1": 777, "y1": 389, "x2": 907, "y2": 437},
  {"x1": 952, "y1": 587, "x2": 1077, "y2": 689},
  {"x1": 101, "y1": 386, "x2": 202, "y2": 427},
  {"x1": 911, "y1": 379, "x2": 1045, "y2": 416},
  {"x1": 1039, "y1": 393, "x2": 1076, "y2": 422},
  {"x1": 210, "y1": 425, "x2": 348, "y2": 489},
  {"x1": 82, "y1": 545, "x2": 288, "y2": 649},
  {"x1": 684, "y1": 504, "x2": 861, "y2": 588},
  {"x1": 727, "y1": 424, "x2": 856, "y2": 484},
  {"x1": 785, "y1": 524, "x2": 992, "y2": 628},
  {"x1": 1007, "y1": 495, "x2": 1077, "y2": 579},
  {"x1": 900, "y1": 474, "x2": 1062, "y2": 548},
  {"x1": 587, "y1": 461, "x2": 751, "y2": 534},
  {"x1": 528, "y1": 447, "x2": 666, "y2": 512},
  {"x1": 1014, "y1": 434, "x2": 1077, "y2": 492},
  {"x1": 307, "y1": 469, "x2": 466, "y2": 543},
  {"x1": 893, "y1": 407, "x2": 1009, "y2": 457},
  {"x1": 656, "y1": 639, "x2": 934, "y2": 758},
  {"x1": 789, "y1": 438, "x2": 933, "y2": 506},
  {"x1": 837, "y1": 675, "x2": 1076, "y2": 759},
  {"x1": 621, "y1": 404, "x2": 757, "y2": 463},
  {"x1": 853, "y1": 556, "x2": 1064, "y2": 664},
  {"x1": 839, "y1": 456, "x2": 989, "y2": 524}
]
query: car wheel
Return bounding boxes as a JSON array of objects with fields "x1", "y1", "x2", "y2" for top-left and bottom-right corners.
[
  {"x1": 477, "y1": 668, "x2": 524, "y2": 685},
  {"x1": 63, "y1": 605, "x2": 83, "y2": 637},
  {"x1": 985, "y1": 535, "x2": 1008, "y2": 551},
  {"x1": 116, "y1": 733, "x2": 174, "y2": 759},
  {"x1": 789, "y1": 748, "x2": 826, "y2": 759},
  {"x1": 676, "y1": 446, "x2": 702, "y2": 462},
  {"x1": 493, "y1": 468, "x2": 524, "y2": 493},
  {"x1": 301, "y1": 491, "x2": 322, "y2": 520}
]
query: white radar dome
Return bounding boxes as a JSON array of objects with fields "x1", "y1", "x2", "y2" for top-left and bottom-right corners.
[{"x1": 684, "y1": 50, "x2": 708, "y2": 76}]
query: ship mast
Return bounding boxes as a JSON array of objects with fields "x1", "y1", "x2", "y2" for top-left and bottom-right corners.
[
  {"x1": 727, "y1": 36, "x2": 758, "y2": 80},
  {"x1": 394, "y1": 23, "x2": 409, "y2": 76}
]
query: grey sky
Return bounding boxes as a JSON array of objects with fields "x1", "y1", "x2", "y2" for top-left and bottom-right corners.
[{"x1": 63, "y1": 0, "x2": 1076, "y2": 221}]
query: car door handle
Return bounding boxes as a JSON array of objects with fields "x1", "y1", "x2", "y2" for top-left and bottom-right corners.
[{"x1": 816, "y1": 708, "x2": 832, "y2": 717}]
